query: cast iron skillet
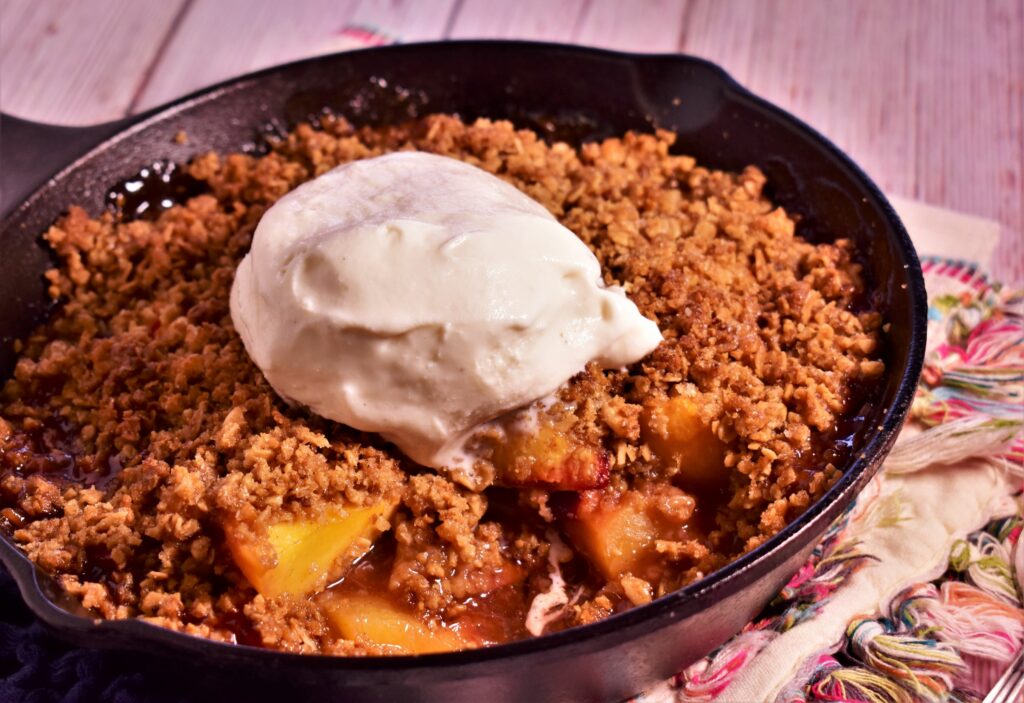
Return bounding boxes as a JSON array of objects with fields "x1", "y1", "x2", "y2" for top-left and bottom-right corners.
[{"x1": 0, "y1": 41, "x2": 926, "y2": 702}]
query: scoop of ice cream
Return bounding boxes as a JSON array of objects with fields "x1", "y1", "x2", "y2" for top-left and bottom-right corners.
[{"x1": 230, "y1": 151, "x2": 662, "y2": 476}]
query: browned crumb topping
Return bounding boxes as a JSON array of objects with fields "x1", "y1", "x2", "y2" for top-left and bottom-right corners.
[{"x1": 0, "y1": 114, "x2": 884, "y2": 653}]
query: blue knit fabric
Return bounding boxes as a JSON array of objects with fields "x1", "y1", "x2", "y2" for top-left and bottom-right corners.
[{"x1": 0, "y1": 565, "x2": 184, "y2": 703}]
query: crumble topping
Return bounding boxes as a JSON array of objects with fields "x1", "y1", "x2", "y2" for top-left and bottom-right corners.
[{"x1": 0, "y1": 113, "x2": 884, "y2": 652}]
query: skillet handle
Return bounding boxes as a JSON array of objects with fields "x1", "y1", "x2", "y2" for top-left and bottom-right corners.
[{"x1": 0, "y1": 112, "x2": 134, "y2": 216}]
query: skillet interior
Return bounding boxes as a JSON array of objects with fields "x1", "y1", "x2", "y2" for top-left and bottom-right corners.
[{"x1": 0, "y1": 41, "x2": 926, "y2": 703}]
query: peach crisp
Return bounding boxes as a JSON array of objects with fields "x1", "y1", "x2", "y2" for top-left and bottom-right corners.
[{"x1": 0, "y1": 114, "x2": 884, "y2": 654}]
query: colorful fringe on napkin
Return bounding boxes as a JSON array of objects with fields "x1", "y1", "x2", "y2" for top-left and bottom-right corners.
[
  {"x1": 662, "y1": 505, "x2": 1024, "y2": 703},
  {"x1": 636, "y1": 256, "x2": 1024, "y2": 703},
  {"x1": 913, "y1": 257, "x2": 1024, "y2": 468},
  {"x1": 778, "y1": 511, "x2": 1024, "y2": 703}
]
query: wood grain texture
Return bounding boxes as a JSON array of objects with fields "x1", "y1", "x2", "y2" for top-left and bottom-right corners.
[
  {"x1": 572, "y1": 0, "x2": 688, "y2": 52},
  {"x1": 347, "y1": 0, "x2": 460, "y2": 42},
  {"x1": 676, "y1": 0, "x2": 1024, "y2": 284},
  {"x1": 447, "y1": 0, "x2": 588, "y2": 41},
  {"x1": 0, "y1": 0, "x2": 186, "y2": 124},
  {"x1": 135, "y1": 0, "x2": 457, "y2": 109},
  {"x1": 133, "y1": 0, "x2": 360, "y2": 109},
  {"x1": 0, "y1": 0, "x2": 1020, "y2": 282}
]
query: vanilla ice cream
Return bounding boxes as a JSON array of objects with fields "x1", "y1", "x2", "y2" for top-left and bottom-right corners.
[{"x1": 230, "y1": 152, "x2": 662, "y2": 479}]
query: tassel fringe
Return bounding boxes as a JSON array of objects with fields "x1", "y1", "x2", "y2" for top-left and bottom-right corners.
[
  {"x1": 845, "y1": 618, "x2": 965, "y2": 701},
  {"x1": 949, "y1": 531, "x2": 1021, "y2": 605}
]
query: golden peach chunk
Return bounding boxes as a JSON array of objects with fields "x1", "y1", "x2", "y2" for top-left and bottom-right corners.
[
  {"x1": 565, "y1": 483, "x2": 696, "y2": 581},
  {"x1": 641, "y1": 396, "x2": 726, "y2": 485},
  {"x1": 319, "y1": 592, "x2": 473, "y2": 654},
  {"x1": 492, "y1": 415, "x2": 609, "y2": 490},
  {"x1": 225, "y1": 500, "x2": 397, "y2": 599},
  {"x1": 565, "y1": 491, "x2": 659, "y2": 580}
]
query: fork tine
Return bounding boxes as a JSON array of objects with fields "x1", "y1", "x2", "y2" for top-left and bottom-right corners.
[
  {"x1": 996, "y1": 671, "x2": 1024, "y2": 703},
  {"x1": 984, "y1": 647, "x2": 1024, "y2": 703},
  {"x1": 1002, "y1": 669, "x2": 1023, "y2": 701},
  {"x1": 1003, "y1": 672, "x2": 1024, "y2": 703},
  {"x1": 990, "y1": 669, "x2": 1021, "y2": 702},
  {"x1": 984, "y1": 674, "x2": 1007, "y2": 703}
]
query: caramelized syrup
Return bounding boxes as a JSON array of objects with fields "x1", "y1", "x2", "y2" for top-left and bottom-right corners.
[
  {"x1": 796, "y1": 379, "x2": 877, "y2": 488},
  {"x1": 216, "y1": 610, "x2": 264, "y2": 648},
  {"x1": 0, "y1": 414, "x2": 122, "y2": 492},
  {"x1": 105, "y1": 160, "x2": 206, "y2": 221}
]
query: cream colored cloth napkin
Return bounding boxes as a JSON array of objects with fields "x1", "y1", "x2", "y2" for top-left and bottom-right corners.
[{"x1": 888, "y1": 196, "x2": 1002, "y2": 269}]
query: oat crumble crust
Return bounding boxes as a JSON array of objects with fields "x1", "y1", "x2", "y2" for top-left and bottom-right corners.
[{"x1": 0, "y1": 114, "x2": 884, "y2": 653}]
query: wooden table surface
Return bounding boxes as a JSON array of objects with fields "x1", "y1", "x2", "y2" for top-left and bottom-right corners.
[{"x1": 2, "y1": 0, "x2": 1021, "y2": 284}]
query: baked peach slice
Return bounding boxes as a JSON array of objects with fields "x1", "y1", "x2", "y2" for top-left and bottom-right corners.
[
  {"x1": 564, "y1": 491, "x2": 659, "y2": 580},
  {"x1": 224, "y1": 499, "x2": 398, "y2": 599},
  {"x1": 491, "y1": 414, "x2": 609, "y2": 490},
  {"x1": 640, "y1": 396, "x2": 726, "y2": 485},
  {"x1": 319, "y1": 592, "x2": 476, "y2": 654},
  {"x1": 564, "y1": 483, "x2": 696, "y2": 580}
]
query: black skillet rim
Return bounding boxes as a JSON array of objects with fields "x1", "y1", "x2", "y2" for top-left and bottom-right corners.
[{"x1": 0, "y1": 39, "x2": 927, "y2": 674}]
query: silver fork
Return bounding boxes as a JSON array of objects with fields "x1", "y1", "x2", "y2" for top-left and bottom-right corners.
[{"x1": 984, "y1": 646, "x2": 1024, "y2": 703}]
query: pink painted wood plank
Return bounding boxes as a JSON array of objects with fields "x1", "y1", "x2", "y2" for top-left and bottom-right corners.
[
  {"x1": 447, "y1": 0, "x2": 588, "y2": 41},
  {"x1": 1, "y1": 0, "x2": 1019, "y2": 282},
  {"x1": 676, "y1": 0, "x2": 1023, "y2": 285},
  {"x1": 0, "y1": 0, "x2": 186, "y2": 124},
  {"x1": 134, "y1": 0, "x2": 457, "y2": 110},
  {"x1": 572, "y1": 0, "x2": 688, "y2": 52},
  {"x1": 134, "y1": 0, "x2": 360, "y2": 109},
  {"x1": 349, "y1": 0, "x2": 459, "y2": 43}
]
